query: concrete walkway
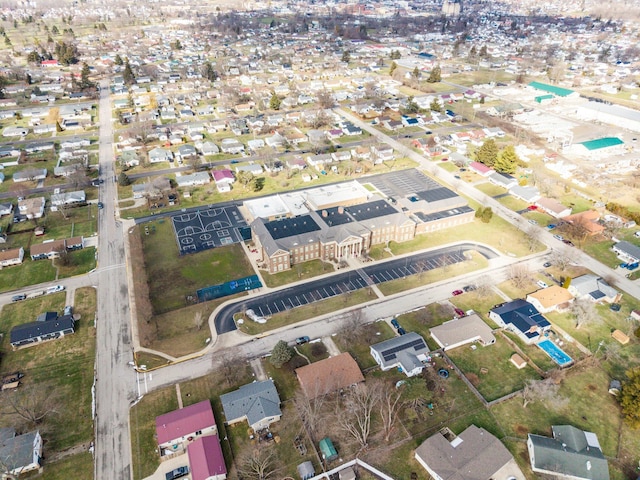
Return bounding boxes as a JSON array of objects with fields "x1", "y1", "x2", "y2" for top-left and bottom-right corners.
[
  {"x1": 250, "y1": 357, "x2": 267, "y2": 381},
  {"x1": 322, "y1": 336, "x2": 341, "y2": 356}
]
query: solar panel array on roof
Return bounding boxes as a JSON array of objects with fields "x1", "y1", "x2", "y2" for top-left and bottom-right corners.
[
  {"x1": 264, "y1": 215, "x2": 320, "y2": 240},
  {"x1": 348, "y1": 199, "x2": 396, "y2": 221},
  {"x1": 590, "y1": 290, "x2": 605, "y2": 300},
  {"x1": 381, "y1": 338, "x2": 426, "y2": 362},
  {"x1": 415, "y1": 187, "x2": 458, "y2": 203},
  {"x1": 316, "y1": 207, "x2": 354, "y2": 227}
]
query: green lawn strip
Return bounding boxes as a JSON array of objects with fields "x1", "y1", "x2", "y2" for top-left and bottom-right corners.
[
  {"x1": 475, "y1": 182, "x2": 508, "y2": 197},
  {"x1": 376, "y1": 251, "x2": 488, "y2": 296},
  {"x1": 438, "y1": 161, "x2": 457, "y2": 172},
  {"x1": 446, "y1": 337, "x2": 542, "y2": 402},
  {"x1": 139, "y1": 220, "x2": 254, "y2": 313},
  {"x1": 450, "y1": 291, "x2": 505, "y2": 323},
  {"x1": 333, "y1": 321, "x2": 396, "y2": 370},
  {"x1": 557, "y1": 193, "x2": 594, "y2": 213},
  {"x1": 57, "y1": 247, "x2": 97, "y2": 278},
  {"x1": 367, "y1": 244, "x2": 393, "y2": 260},
  {"x1": 582, "y1": 239, "x2": 620, "y2": 268},
  {"x1": 497, "y1": 195, "x2": 529, "y2": 212},
  {"x1": 0, "y1": 288, "x2": 96, "y2": 452},
  {"x1": 490, "y1": 365, "x2": 623, "y2": 456},
  {"x1": 363, "y1": 436, "x2": 430, "y2": 480},
  {"x1": 38, "y1": 207, "x2": 97, "y2": 240},
  {"x1": 41, "y1": 452, "x2": 93, "y2": 480},
  {"x1": 260, "y1": 259, "x2": 336, "y2": 288},
  {"x1": 395, "y1": 303, "x2": 456, "y2": 340},
  {"x1": 145, "y1": 298, "x2": 241, "y2": 358},
  {"x1": 119, "y1": 199, "x2": 136, "y2": 208},
  {"x1": 130, "y1": 388, "x2": 180, "y2": 480},
  {"x1": 236, "y1": 288, "x2": 377, "y2": 336},
  {"x1": 135, "y1": 352, "x2": 171, "y2": 370},
  {"x1": 497, "y1": 279, "x2": 535, "y2": 301},
  {"x1": 0, "y1": 259, "x2": 56, "y2": 292},
  {"x1": 385, "y1": 216, "x2": 543, "y2": 258}
]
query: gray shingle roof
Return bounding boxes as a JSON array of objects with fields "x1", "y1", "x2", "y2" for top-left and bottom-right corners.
[{"x1": 220, "y1": 380, "x2": 281, "y2": 429}]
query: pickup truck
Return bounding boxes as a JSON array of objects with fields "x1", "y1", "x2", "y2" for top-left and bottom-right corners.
[{"x1": 165, "y1": 466, "x2": 189, "y2": 480}]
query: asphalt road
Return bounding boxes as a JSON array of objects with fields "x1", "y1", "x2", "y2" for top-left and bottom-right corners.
[
  {"x1": 214, "y1": 242, "x2": 498, "y2": 333},
  {"x1": 93, "y1": 80, "x2": 136, "y2": 480}
]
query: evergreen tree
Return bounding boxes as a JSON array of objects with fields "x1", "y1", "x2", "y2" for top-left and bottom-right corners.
[
  {"x1": 412, "y1": 66, "x2": 420, "y2": 79},
  {"x1": 80, "y1": 62, "x2": 93, "y2": 89},
  {"x1": 341, "y1": 50, "x2": 351, "y2": 63},
  {"x1": 269, "y1": 92, "x2": 281, "y2": 110},
  {"x1": 405, "y1": 96, "x2": 419, "y2": 114},
  {"x1": 269, "y1": 340, "x2": 293, "y2": 368},
  {"x1": 620, "y1": 367, "x2": 640, "y2": 428},
  {"x1": 475, "y1": 138, "x2": 498, "y2": 167},
  {"x1": 429, "y1": 98, "x2": 441, "y2": 112},
  {"x1": 427, "y1": 65, "x2": 441, "y2": 83},
  {"x1": 114, "y1": 54, "x2": 123, "y2": 66},
  {"x1": 389, "y1": 61, "x2": 397, "y2": 75},
  {"x1": 202, "y1": 62, "x2": 217, "y2": 81},
  {"x1": 27, "y1": 50, "x2": 41, "y2": 64},
  {"x1": 51, "y1": 25, "x2": 59, "y2": 35},
  {"x1": 481, "y1": 207, "x2": 493, "y2": 223},
  {"x1": 118, "y1": 172, "x2": 131, "y2": 186},
  {"x1": 494, "y1": 145, "x2": 519, "y2": 174},
  {"x1": 479, "y1": 44, "x2": 488, "y2": 57},
  {"x1": 122, "y1": 58, "x2": 135, "y2": 85}
]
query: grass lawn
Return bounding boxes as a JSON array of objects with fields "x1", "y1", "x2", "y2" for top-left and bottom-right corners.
[
  {"x1": 57, "y1": 246, "x2": 97, "y2": 278},
  {"x1": 447, "y1": 336, "x2": 542, "y2": 402},
  {"x1": 475, "y1": 182, "x2": 509, "y2": 197},
  {"x1": 450, "y1": 291, "x2": 505, "y2": 324},
  {"x1": 396, "y1": 303, "x2": 457, "y2": 341},
  {"x1": 39, "y1": 206, "x2": 97, "y2": 240},
  {"x1": 332, "y1": 321, "x2": 396, "y2": 370},
  {"x1": 582, "y1": 238, "x2": 620, "y2": 268},
  {"x1": 0, "y1": 287, "x2": 96, "y2": 452},
  {"x1": 260, "y1": 259, "x2": 336, "y2": 288},
  {"x1": 438, "y1": 161, "x2": 458, "y2": 173},
  {"x1": 557, "y1": 193, "x2": 594, "y2": 213},
  {"x1": 41, "y1": 452, "x2": 93, "y2": 480},
  {"x1": 0, "y1": 259, "x2": 57, "y2": 293},
  {"x1": 138, "y1": 219, "x2": 254, "y2": 313},
  {"x1": 501, "y1": 331, "x2": 557, "y2": 372},
  {"x1": 377, "y1": 251, "x2": 488, "y2": 296},
  {"x1": 236, "y1": 288, "x2": 377, "y2": 336},
  {"x1": 385, "y1": 216, "x2": 544, "y2": 258},
  {"x1": 497, "y1": 195, "x2": 529, "y2": 212}
]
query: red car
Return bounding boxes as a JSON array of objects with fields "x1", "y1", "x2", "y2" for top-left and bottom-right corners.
[
  {"x1": 452, "y1": 290, "x2": 464, "y2": 296},
  {"x1": 454, "y1": 307, "x2": 465, "y2": 317},
  {"x1": 528, "y1": 205, "x2": 538, "y2": 210}
]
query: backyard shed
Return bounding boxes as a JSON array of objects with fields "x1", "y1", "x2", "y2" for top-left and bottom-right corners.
[
  {"x1": 297, "y1": 461, "x2": 314, "y2": 480},
  {"x1": 319, "y1": 437, "x2": 338, "y2": 462}
]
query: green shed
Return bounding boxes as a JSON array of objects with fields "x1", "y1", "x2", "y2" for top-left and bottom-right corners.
[{"x1": 319, "y1": 437, "x2": 338, "y2": 462}]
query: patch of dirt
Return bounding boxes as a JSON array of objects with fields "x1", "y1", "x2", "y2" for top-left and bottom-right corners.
[
  {"x1": 586, "y1": 384, "x2": 597, "y2": 391},
  {"x1": 466, "y1": 373, "x2": 480, "y2": 386},
  {"x1": 515, "y1": 424, "x2": 529, "y2": 436}
]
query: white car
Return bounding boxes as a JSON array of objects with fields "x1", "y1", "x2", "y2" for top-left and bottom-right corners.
[{"x1": 46, "y1": 285, "x2": 65, "y2": 294}]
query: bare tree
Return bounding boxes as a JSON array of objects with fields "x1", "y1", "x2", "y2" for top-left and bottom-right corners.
[
  {"x1": 507, "y1": 263, "x2": 532, "y2": 290},
  {"x1": 2, "y1": 382, "x2": 60, "y2": 430},
  {"x1": 193, "y1": 310, "x2": 205, "y2": 330},
  {"x1": 475, "y1": 275, "x2": 494, "y2": 298},
  {"x1": 377, "y1": 380, "x2": 403, "y2": 442},
  {"x1": 550, "y1": 246, "x2": 579, "y2": 271},
  {"x1": 521, "y1": 378, "x2": 567, "y2": 409},
  {"x1": 340, "y1": 309, "x2": 363, "y2": 344},
  {"x1": 293, "y1": 389, "x2": 325, "y2": 439},
  {"x1": 216, "y1": 349, "x2": 241, "y2": 387},
  {"x1": 316, "y1": 89, "x2": 335, "y2": 109},
  {"x1": 571, "y1": 298, "x2": 598, "y2": 329},
  {"x1": 336, "y1": 383, "x2": 377, "y2": 449},
  {"x1": 237, "y1": 448, "x2": 275, "y2": 480},
  {"x1": 525, "y1": 225, "x2": 541, "y2": 252}
]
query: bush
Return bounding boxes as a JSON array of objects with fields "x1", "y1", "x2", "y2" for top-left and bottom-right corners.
[{"x1": 269, "y1": 340, "x2": 293, "y2": 368}]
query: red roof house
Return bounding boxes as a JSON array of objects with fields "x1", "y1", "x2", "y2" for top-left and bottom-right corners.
[
  {"x1": 155, "y1": 400, "x2": 217, "y2": 453},
  {"x1": 41, "y1": 60, "x2": 59, "y2": 67},
  {"x1": 187, "y1": 435, "x2": 227, "y2": 480},
  {"x1": 469, "y1": 161, "x2": 494, "y2": 177}
]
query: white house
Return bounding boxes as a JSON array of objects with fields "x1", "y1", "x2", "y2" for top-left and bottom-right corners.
[{"x1": 370, "y1": 332, "x2": 430, "y2": 377}]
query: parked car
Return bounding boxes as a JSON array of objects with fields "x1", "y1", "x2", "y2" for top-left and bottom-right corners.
[
  {"x1": 397, "y1": 327, "x2": 406, "y2": 335},
  {"x1": 553, "y1": 234, "x2": 563, "y2": 241},
  {"x1": 11, "y1": 294, "x2": 27, "y2": 303},
  {"x1": 165, "y1": 466, "x2": 189, "y2": 480},
  {"x1": 543, "y1": 262, "x2": 552, "y2": 268},
  {"x1": 463, "y1": 285, "x2": 476, "y2": 292},
  {"x1": 536, "y1": 280, "x2": 549, "y2": 289},
  {"x1": 390, "y1": 318, "x2": 400, "y2": 329},
  {"x1": 46, "y1": 285, "x2": 65, "y2": 294},
  {"x1": 97, "y1": 202, "x2": 104, "y2": 209},
  {"x1": 295, "y1": 336, "x2": 310, "y2": 345},
  {"x1": 547, "y1": 224, "x2": 557, "y2": 230},
  {"x1": 451, "y1": 289, "x2": 464, "y2": 296},
  {"x1": 528, "y1": 219, "x2": 538, "y2": 225},
  {"x1": 562, "y1": 239, "x2": 575, "y2": 247},
  {"x1": 627, "y1": 262, "x2": 639, "y2": 270},
  {"x1": 610, "y1": 303, "x2": 621, "y2": 312},
  {"x1": 527, "y1": 205, "x2": 538, "y2": 210},
  {"x1": 454, "y1": 308, "x2": 465, "y2": 317}
]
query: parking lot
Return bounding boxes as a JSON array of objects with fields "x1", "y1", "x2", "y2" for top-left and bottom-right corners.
[{"x1": 215, "y1": 243, "x2": 498, "y2": 333}]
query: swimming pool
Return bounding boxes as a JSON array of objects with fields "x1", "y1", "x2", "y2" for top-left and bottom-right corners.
[{"x1": 537, "y1": 339, "x2": 573, "y2": 367}]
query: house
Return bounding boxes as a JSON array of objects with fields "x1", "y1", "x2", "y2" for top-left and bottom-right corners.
[
  {"x1": 415, "y1": 425, "x2": 526, "y2": 480},
  {"x1": 220, "y1": 380, "x2": 282, "y2": 431},
  {"x1": 155, "y1": 400, "x2": 217, "y2": 456},
  {"x1": 13, "y1": 169, "x2": 47, "y2": 183},
  {"x1": 295, "y1": 352, "x2": 364, "y2": 398},
  {"x1": 527, "y1": 425, "x2": 609, "y2": 480},
  {"x1": 0, "y1": 247, "x2": 24, "y2": 268},
  {"x1": 200, "y1": 141, "x2": 220, "y2": 156},
  {"x1": 2, "y1": 126, "x2": 29, "y2": 137},
  {"x1": 10, "y1": 312, "x2": 75, "y2": 348},
  {"x1": 369, "y1": 332, "x2": 430, "y2": 377},
  {"x1": 563, "y1": 210, "x2": 605, "y2": 236},
  {"x1": 176, "y1": 172, "x2": 211, "y2": 188},
  {"x1": 177, "y1": 144, "x2": 197, "y2": 160},
  {"x1": 535, "y1": 197, "x2": 572, "y2": 218},
  {"x1": 30, "y1": 237, "x2": 84, "y2": 260},
  {"x1": 17, "y1": 197, "x2": 45, "y2": 220},
  {"x1": 235, "y1": 164, "x2": 263, "y2": 176},
  {"x1": 187, "y1": 435, "x2": 227, "y2": 480},
  {"x1": 568, "y1": 275, "x2": 621, "y2": 304},
  {"x1": 509, "y1": 185, "x2": 541, "y2": 203},
  {"x1": 526, "y1": 285, "x2": 574, "y2": 313},
  {"x1": 51, "y1": 190, "x2": 86, "y2": 208},
  {"x1": 211, "y1": 170, "x2": 235, "y2": 193},
  {"x1": 265, "y1": 132, "x2": 286, "y2": 148},
  {"x1": 0, "y1": 202, "x2": 13, "y2": 216},
  {"x1": 468, "y1": 161, "x2": 494, "y2": 177},
  {"x1": 148, "y1": 147, "x2": 173, "y2": 163},
  {"x1": 429, "y1": 314, "x2": 496, "y2": 351},
  {"x1": 0, "y1": 429, "x2": 42, "y2": 476},
  {"x1": 489, "y1": 299, "x2": 551, "y2": 344},
  {"x1": 488, "y1": 172, "x2": 518, "y2": 190},
  {"x1": 220, "y1": 138, "x2": 245, "y2": 154},
  {"x1": 371, "y1": 145, "x2": 394, "y2": 162},
  {"x1": 612, "y1": 241, "x2": 640, "y2": 263}
]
